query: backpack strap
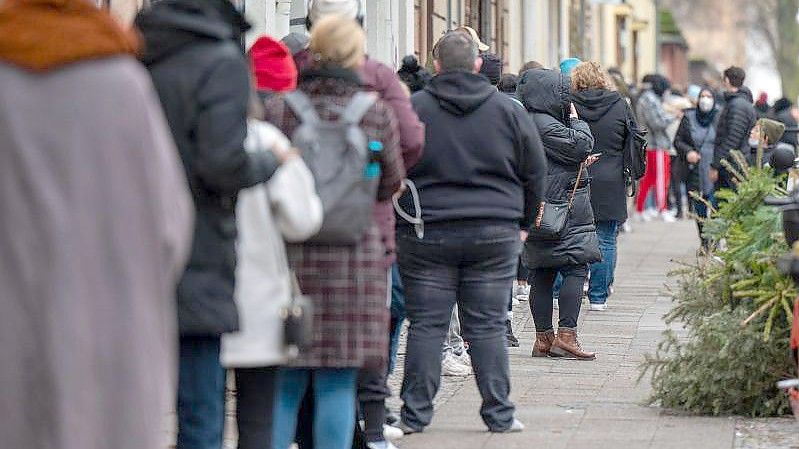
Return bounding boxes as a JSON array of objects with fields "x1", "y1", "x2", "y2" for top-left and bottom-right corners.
[
  {"x1": 284, "y1": 91, "x2": 320, "y2": 125},
  {"x1": 340, "y1": 92, "x2": 377, "y2": 126}
]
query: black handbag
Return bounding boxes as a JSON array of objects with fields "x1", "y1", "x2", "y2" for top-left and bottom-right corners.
[
  {"x1": 530, "y1": 163, "x2": 584, "y2": 240},
  {"x1": 280, "y1": 273, "x2": 314, "y2": 359}
]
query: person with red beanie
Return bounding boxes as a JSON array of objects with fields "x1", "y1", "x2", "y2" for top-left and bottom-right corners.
[{"x1": 248, "y1": 35, "x2": 298, "y2": 94}]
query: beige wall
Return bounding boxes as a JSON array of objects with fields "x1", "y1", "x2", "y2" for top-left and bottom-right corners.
[{"x1": 590, "y1": 0, "x2": 656, "y2": 84}]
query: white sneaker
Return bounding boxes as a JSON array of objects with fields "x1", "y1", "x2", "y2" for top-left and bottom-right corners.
[
  {"x1": 441, "y1": 353, "x2": 472, "y2": 376},
  {"x1": 453, "y1": 350, "x2": 472, "y2": 367},
  {"x1": 512, "y1": 296, "x2": 521, "y2": 307},
  {"x1": 553, "y1": 296, "x2": 559, "y2": 309},
  {"x1": 589, "y1": 303, "x2": 608, "y2": 311},
  {"x1": 383, "y1": 424, "x2": 404, "y2": 441},
  {"x1": 660, "y1": 212, "x2": 677, "y2": 223},
  {"x1": 633, "y1": 212, "x2": 651, "y2": 222},
  {"x1": 622, "y1": 221, "x2": 632, "y2": 233},
  {"x1": 515, "y1": 284, "x2": 530, "y2": 302},
  {"x1": 367, "y1": 441, "x2": 399, "y2": 449},
  {"x1": 492, "y1": 418, "x2": 525, "y2": 433}
]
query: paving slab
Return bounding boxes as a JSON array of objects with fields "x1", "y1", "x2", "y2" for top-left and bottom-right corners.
[{"x1": 392, "y1": 220, "x2": 746, "y2": 449}]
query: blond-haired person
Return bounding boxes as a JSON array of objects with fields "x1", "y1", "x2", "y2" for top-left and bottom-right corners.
[
  {"x1": 570, "y1": 62, "x2": 638, "y2": 311},
  {"x1": 263, "y1": 16, "x2": 404, "y2": 449}
]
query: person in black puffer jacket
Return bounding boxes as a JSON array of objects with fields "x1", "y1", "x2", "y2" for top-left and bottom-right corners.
[
  {"x1": 517, "y1": 68, "x2": 600, "y2": 361},
  {"x1": 570, "y1": 61, "x2": 634, "y2": 312},
  {"x1": 135, "y1": 2, "x2": 282, "y2": 448},
  {"x1": 711, "y1": 66, "x2": 757, "y2": 190}
]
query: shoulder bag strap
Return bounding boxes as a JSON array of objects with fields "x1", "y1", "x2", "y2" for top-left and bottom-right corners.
[
  {"x1": 567, "y1": 162, "x2": 585, "y2": 210},
  {"x1": 340, "y1": 92, "x2": 377, "y2": 126}
]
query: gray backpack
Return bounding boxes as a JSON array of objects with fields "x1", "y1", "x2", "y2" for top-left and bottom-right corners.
[{"x1": 284, "y1": 91, "x2": 379, "y2": 245}]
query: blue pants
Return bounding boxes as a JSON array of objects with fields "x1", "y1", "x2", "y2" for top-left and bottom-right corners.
[
  {"x1": 272, "y1": 368, "x2": 358, "y2": 449},
  {"x1": 176, "y1": 336, "x2": 225, "y2": 449},
  {"x1": 389, "y1": 263, "x2": 406, "y2": 374},
  {"x1": 588, "y1": 220, "x2": 620, "y2": 305}
]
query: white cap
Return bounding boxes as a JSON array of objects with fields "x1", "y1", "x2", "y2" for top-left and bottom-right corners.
[{"x1": 308, "y1": 0, "x2": 361, "y2": 25}]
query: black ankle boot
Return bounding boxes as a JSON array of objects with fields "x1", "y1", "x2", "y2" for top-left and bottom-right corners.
[{"x1": 506, "y1": 319, "x2": 520, "y2": 347}]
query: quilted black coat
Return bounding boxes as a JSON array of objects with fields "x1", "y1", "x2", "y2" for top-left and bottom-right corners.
[{"x1": 517, "y1": 69, "x2": 601, "y2": 269}]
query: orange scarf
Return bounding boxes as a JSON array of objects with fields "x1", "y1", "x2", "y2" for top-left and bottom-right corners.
[{"x1": 0, "y1": 0, "x2": 140, "y2": 72}]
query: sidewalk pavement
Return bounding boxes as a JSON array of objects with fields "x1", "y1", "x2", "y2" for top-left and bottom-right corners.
[{"x1": 387, "y1": 219, "x2": 798, "y2": 449}]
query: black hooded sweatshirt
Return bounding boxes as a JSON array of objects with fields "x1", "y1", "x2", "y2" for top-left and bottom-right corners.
[
  {"x1": 135, "y1": 0, "x2": 278, "y2": 336},
  {"x1": 404, "y1": 71, "x2": 547, "y2": 228},
  {"x1": 572, "y1": 88, "x2": 632, "y2": 222}
]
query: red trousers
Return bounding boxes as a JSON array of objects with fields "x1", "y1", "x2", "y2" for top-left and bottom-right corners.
[{"x1": 636, "y1": 149, "x2": 671, "y2": 213}]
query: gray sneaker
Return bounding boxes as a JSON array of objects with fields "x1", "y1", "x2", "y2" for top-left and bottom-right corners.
[
  {"x1": 367, "y1": 442, "x2": 399, "y2": 449},
  {"x1": 492, "y1": 418, "x2": 525, "y2": 433},
  {"x1": 396, "y1": 420, "x2": 423, "y2": 435}
]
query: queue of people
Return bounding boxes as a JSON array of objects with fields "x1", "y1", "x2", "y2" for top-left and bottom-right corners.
[{"x1": 3, "y1": 0, "x2": 787, "y2": 448}]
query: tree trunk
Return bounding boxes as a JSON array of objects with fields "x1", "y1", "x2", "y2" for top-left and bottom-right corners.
[{"x1": 777, "y1": 0, "x2": 799, "y2": 101}]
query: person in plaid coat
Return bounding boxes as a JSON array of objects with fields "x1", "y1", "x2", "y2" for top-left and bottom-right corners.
[{"x1": 262, "y1": 16, "x2": 404, "y2": 449}]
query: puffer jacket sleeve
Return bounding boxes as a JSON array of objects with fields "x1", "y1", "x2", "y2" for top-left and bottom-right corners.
[
  {"x1": 713, "y1": 99, "x2": 754, "y2": 168},
  {"x1": 673, "y1": 115, "x2": 696, "y2": 162},
  {"x1": 362, "y1": 60, "x2": 425, "y2": 170},
  {"x1": 535, "y1": 114, "x2": 595, "y2": 166},
  {"x1": 193, "y1": 53, "x2": 279, "y2": 194}
]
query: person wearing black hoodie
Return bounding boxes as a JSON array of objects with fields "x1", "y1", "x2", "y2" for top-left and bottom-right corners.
[
  {"x1": 769, "y1": 97, "x2": 798, "y2": 148},
  {"x1": 518, "y1": 68, "x2": 600, "y2": 361},
  {"x1": 711, "y1": 66, "x2": 757, "y2": 191},
  {"x1": 135, "y1": 2, "x2": 281, "y2": 449},
  {"x1": 570, "y1": 61, "x2": 634, "y2": 311},
  {"x1": 396, "y1": 31, "x2": 546, "y2": 434}
]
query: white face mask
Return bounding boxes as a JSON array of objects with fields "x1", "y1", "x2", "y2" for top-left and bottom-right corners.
[
  {"x1": 749, "y1": 137, "x2": 760, "y2": 147},
  {"x1": 698, "y1": 97, "x2": 714, "y2": 112}
]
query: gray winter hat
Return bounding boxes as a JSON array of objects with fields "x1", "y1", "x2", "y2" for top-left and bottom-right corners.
[
  {"x1": 307, "y1": 0, "x2": 362, "y2": 26},
  {"x1": 281, "y1": 32, "x2": 310, "y2": 55}
]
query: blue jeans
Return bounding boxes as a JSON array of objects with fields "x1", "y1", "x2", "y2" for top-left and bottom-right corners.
[
  {"x1": 176, "y1": 336, "x2": 225, "y2": 449},
  {"x1": 692, "y1": 192, "x2": 717, "y2": 249},
  {"x1": 389, "y1": 263, "x2": 406, "y2": 374},
  {"x1": 272, "y1": 368, "x2": 358, "y2": 449},
  {"x1": 588, "y1": 220, "x2": 620, "y2": 305},
  {"x1": 398, "y1": 222, "x2": 519, "y2": 432}
]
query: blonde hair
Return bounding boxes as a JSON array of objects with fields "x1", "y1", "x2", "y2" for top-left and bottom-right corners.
[
  {"x1": 571, "y1": 61, "x2": 613, "y2": 91},
  {"x1": 309, "y1": 16, "x2": 365, "y2": 70}
]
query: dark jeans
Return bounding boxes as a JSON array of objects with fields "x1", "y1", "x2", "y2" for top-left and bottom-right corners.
[
  {"x1": 398, "y1": 222, "x2": 519, "y2": 432},
  {"x1": 588, "y1": 221, "x2": 619, "y2": 305},
  {"x1": 176, "y1": 336, "x2": 225, "y2": 449},
  {"x1": 235, "y1": 367, "x2": 278, "y2": 449},
  {"x1": 389, "y1": 263, "x2": 406, "y2": 374},
  {"x1": 692, "y1": 192, "x2": 717, "y2": 249},
  {"x1": 531, "y1": 264, "x2": 588, "y2": 331},
  {"x1": 358, "y1": 368, "x2": 391, "y2": 442}
]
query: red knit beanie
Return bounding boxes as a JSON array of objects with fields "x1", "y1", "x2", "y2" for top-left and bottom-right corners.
[{"x1": 248, "y1": 35, "x2": 297, "y2": 92}]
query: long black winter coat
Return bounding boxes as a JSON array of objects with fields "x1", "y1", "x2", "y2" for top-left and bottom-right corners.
[
  {"x1": 713, "y1": 87, "x2": 757, "y2": 169},
  {"x1": 517, "y1": 69, "x2": 601, "y2": 269},
  {"x1": 136, "y1": 0, "x2": 279, "y2": 336},
  {"x1": 571, "y1": 88, "x2": 631, "y2": 222}
]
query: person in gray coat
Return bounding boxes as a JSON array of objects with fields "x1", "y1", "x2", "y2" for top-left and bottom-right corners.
[
  {"x1": 0, "y1": 2, "x2": 193, "y2": 449},
  {"x1": 518, "y1": 68, "x2": 601, "y2": 361}
]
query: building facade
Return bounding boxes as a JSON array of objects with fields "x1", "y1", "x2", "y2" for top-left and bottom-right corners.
[{"x1": 106, "y1": 0, "x2": 657, "y2": 82}]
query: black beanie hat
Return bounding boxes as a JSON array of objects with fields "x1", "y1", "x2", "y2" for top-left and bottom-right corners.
[{"x1": 479, "y1": 53, "x2": 503, "y2": 86}]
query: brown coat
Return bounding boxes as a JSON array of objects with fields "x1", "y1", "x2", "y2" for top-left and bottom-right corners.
[
  {"x1": 264, "y1": 68, "x2": 404, "y2": 369},
  {"x1": 0, "y1": 57, "x2": 193, "y2": 449}
]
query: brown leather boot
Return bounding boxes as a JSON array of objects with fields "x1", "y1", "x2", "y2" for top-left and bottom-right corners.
[
  {"x1": 550, "y1": 329, "x2": 596, "y2": 360},
  {"x1": 531, "y1": 330, "x2": 556, "y2": 357}
]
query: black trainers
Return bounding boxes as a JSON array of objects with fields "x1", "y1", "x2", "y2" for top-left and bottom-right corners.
[{"x1": 506, "y1": 319, "x2": 520, "y2": 347}]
